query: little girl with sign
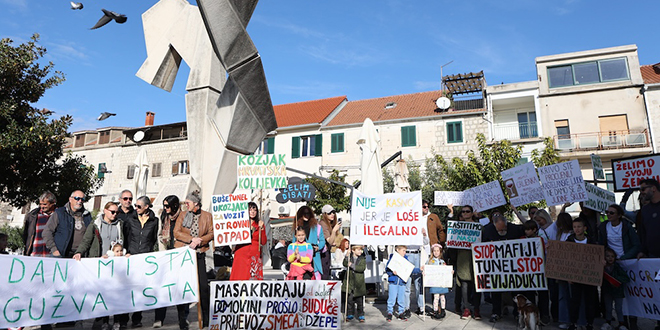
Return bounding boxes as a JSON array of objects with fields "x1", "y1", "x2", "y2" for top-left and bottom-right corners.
[{"x1": 426, "y1": 244, "x2": 450, "y2": 319}]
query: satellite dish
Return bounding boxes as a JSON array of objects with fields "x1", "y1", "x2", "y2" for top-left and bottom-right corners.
[
  {"x1": 436, "y1": 97, "x2": 451, "y2": 110},
  {"x1": 132, "y1": 131, "x2": 145, "y2": 143}
]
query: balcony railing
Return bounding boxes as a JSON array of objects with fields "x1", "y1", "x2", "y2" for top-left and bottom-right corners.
[
  {"x1": 453, "y1": 98, "x2": 484, "y2": 111},
  {"x1": 553, "y1": 129, "x2": 649, "y2": 151},
  {"x1": 493, "y1": 122, "x2": 539, "y2": 141}
]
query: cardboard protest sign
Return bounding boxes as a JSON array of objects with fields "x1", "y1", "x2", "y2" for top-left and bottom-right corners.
[
  {"x1": 619, "y1": 259, "x2": 660, "y2": 321},
  {"x1": 446, "y1": 220, "x2": 483, "y2": 249},
  {"x1": 0, "y1": 248, "x2": 198, "y2": 328},
  {"x1": 275, "y1": 177, "x2": 316, "y2": 203},
  {"x1": 423, "y1": 265, "x2": 453, "y2": 288},
  {"x1": 210, "y1": 280, "x2": 342, "y2": 330},
  {"x1": 386, "y1": 252, "x2": 415, "y2": 283},
  {"x1": 472, "y1": 237, "x2": 547, "y2": 292},
  {"x1": 501, "y1": 162, "x2": 544, "y2": 207},
  {"x1": 584, "y1": 183, "x2": 616, "y2": 213},
  {"x1": 538, "y1": 160, "x2": 588, "y2": 205},
  {"x1": 433, "y1": 191, "x2": 472, "y2": 206},
  {"x1": 468, "y1": 180, "x2": 506, "y2": 212},
  {"x1": 237, "y1": 154, "x2": 287, "y2": 189},
  {"x1": 545, "y1": 240, "x2": 604, "y2": 286},
  {"x1": 611, "y1": 154, "x2": 660, "y2": 191},
  {"x1": 591, "y1": 154, "x2": 605, "y2": 180},
  {"x1": 211, "y1": 192, "x2": 250, "y2": 246},
  {"x1": 350, "y1": 190, "x2": 424, "y2": 246}
]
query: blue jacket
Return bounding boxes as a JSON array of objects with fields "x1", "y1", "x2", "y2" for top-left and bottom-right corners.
[
  {"x1": 51, "y1": 205, "x2": 93, "y2": 256},
  {"x1": 386, "y1": 253, "x2": 421, "y2": 285}
]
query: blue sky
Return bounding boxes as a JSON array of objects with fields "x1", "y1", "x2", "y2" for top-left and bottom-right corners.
[{"x1": 2, "y1": 0, "x2": 659, "y2": 132}]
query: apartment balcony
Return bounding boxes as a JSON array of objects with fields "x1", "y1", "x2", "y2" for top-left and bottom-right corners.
[
  {"x1": 493, "y1": 122, "x2": 539, "y2": 141},
  {"x1": 553, "y1": 129, "x2": 650, "y2": 155}
]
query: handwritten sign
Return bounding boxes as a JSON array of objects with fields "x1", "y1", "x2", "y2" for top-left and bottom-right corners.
[
  {"x1": 584, "y1": 183, "x2": 616, "y2": 213},
  {"x1": 237, "y1": 154, "x2": 287, "y2": 190},
  {"x1": 468, "y1": 180, "x2": 506, "y2": 212},
  {"x1": 211, "y1": 192, "x2": 250, "y2": 246},
  {"x1": 386, "y1": 252, "x2": 415, "y2": 283},
  {"x1": 275, "y1": 177, "x2": 316, "y2": 203},
  {"x1": 472, "y1": 237, "x2": 547, "y2": 292},
  {"x1": 538, "y1": 160, "x2": 588, "y2": 205},
  {"x1": 591, "y1": 154, "x2": 605, "y2": 180},
  {"x1": 433, "y1": 191, "x2": 472, "y2": 206},
  {"x1": 611, "y1": 154, "x2": 660, "y2": 191},
  {"x1": 545, "y1": 240, "x2": 604, "y2": 286},
  {"x1": 619, "y1": 259, "x2": 660, "y2": 321},
  {"x1": 423, "y1": 265, "x2": 453, "y2": 288},
  {"x1": 350, "y1": 190, "x2": 423, "y2": 246},
  {"x1": 0, "y1": 248, "x2": 198, "y2": 328},
  {"x1": 446, "y1": 220, "x2": 483, "y2": 249},
  {"x1": 209, "y1": 280, "x2": 342, "y2": 330},
  {"x1": 501, "y1": 162, "x2": 544, "y2": 207}
]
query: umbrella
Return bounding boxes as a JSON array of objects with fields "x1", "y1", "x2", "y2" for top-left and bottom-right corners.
[
  {"x1": 133, "y1": 149, "x2": 149, "y2": 197},
  {"x1": 393, "y1": 159, "x2": 411, "y2": 193},
  {"x1": 357, "y1": 118, "x2": 383, "y2": 195}
]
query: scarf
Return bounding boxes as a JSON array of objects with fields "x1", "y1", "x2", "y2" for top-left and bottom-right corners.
[{"x1": 182, "y1": 207, "x2": 201, "y2": 229}]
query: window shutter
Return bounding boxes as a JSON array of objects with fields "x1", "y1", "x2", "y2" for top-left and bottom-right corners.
[
  {"x1": 315, "y1": 134, "x2": 323, "y2": 156},
  {"x1": 338, "y1": 133, "x2": 344, "y2": 152},
  {"x1": 456, "y1": 122, "x2": 463, "y2": 142},
  {"x1": 172, "y1": 162, "x2": 178, "y2": 176},
  {"x1": 267, "y1": 137, "x2": 275, "y2": 154},
  {"x1": 292, "y1": 136, "x2": 300, "y2": 159},
  {"x1": 98, "y1": 163, "x2": 105, "y2": 179}
]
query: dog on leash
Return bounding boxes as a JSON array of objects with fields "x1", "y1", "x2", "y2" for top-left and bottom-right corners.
[{"x1": 514, "y1": 294, "x2": 540, "y2": 330}]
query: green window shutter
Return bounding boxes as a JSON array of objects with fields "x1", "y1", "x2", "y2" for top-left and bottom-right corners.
[
  {"x1": 314, "y1": 134, "x2": 323, "y2": 156},
  {"x1": 98, "y1": 163, "x2": 105, "y2": 179},
  {"x1": 447, "y1": 122, "x2": 463, "y2": 143},
  {"x1": 401, "y1": 126, "x2": 416, "y2": 147},
  {"x1": 266, "y1": 137, "x2": 275, "y2": 154},
  {"x1": 331, "y1": 133, "x2": 344, "y2": 153},
  {"x1": 292, "y1": 136, "x2": 300, "y2": 159}
]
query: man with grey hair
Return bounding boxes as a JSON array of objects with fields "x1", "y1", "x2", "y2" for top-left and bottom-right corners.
[
  {"x1": 23, "y1": 191, "x2": 57, "y2": 256},
  {"x1": 42, "y1": 190, "x2": 93, "y2": 258}
]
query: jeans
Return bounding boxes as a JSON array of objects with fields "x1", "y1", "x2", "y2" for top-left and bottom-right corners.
[
  {"x1": 460, "y1": 279, "x2": 480, "y2": 311},
  {"x1": 558, "y1": 280, "x2": 571, "y2": 324},
  {"x1": 603, "y1": 293, "x2": 623, "y2": 323},
  {"x1": 405, "y1": 252, "x2": 423, "y2": 310},
  {"x1": 387, "y1": 283, "x2": 407, "y2": 314}
]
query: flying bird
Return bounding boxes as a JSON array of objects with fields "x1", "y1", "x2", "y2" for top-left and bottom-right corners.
[
  {"x1": 97, "y1": 112, "x2": 116, "y2": 121},
  {"x1": 70, "y1": 2, "x2": 83, "y2": 10},
  {"x1": 39, "y1": 108, "x2": 55, "y2": 115},
  {"x1": 90, "y1": 9, "x2": 127, "y2": 30}
]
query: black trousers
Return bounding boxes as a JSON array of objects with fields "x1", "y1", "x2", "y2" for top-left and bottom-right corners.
[
  {"x1": 155, "y1": 304, "x2": 190, "y2": 329},
  {"x1": 569, "y1": 283, "x2": 597, "y2": 325},
  {"x1": 342, "y1": 292, "x2": 364, "y2": 317},
  {"x1": 320, "y1": 248, "x2": 331, "y2": 280},
  {"x1": 197, "y1": 253, "x2": 210, "y2": 327}
]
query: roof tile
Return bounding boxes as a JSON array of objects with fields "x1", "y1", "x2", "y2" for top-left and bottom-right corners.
[
  {"x1": 274, "y1": 96, "x2": 346, "y2": 128},
  {"x1": 641, "y1": 64, "x2": 660, "y2": 84}
]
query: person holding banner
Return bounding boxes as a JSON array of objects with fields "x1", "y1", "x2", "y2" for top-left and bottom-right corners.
[
  {"x1": 425, "y1": 200, "x2": 446, "y2": 247},
  {"x1": 566, "y1": 217, "x2": 599, "y2": 330},
  {"x1": 426, "y1": 243, "x2": 449, "y2": 319},
  {"x1": 598, "y1": 204, "x2": 640, "y2": 260},
  {"x1": 229, "y1": 201, "x2": 267, "y2": 280},
  {"x1": 22, "y1": 191, "x2": 57, "y2": 257},
  {"x1": 291, "y1": 205, "x2": 325, "y2": 279},
  {"x1": 175, "y1": 192, "x2": 214, "y2": 329}
]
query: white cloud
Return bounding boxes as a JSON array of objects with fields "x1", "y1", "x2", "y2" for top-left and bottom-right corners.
[
  {"x1": 0, "y1": 0, "x2": 28, "y2": 11},
  {"x1": 44, "y1": 41, "x2": 90, "y2": 63}
]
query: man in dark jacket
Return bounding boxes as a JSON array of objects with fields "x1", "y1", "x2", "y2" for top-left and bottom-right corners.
[
  {"x1": 23, "y1": 191, "x2": 57, "y2": 256},
  {"x1": 42, "y1": 190, "x2": 93, "y2": 258}
]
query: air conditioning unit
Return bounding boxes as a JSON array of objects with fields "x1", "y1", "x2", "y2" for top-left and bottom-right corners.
[{"x1": 278, "y1": 205, "x2": 290, "y2": 216}]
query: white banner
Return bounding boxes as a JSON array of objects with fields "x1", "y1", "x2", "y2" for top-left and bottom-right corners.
[
  {"x1": 0, "y1": 247, "x2": 198, "y2": 328},
  {"x1": 472, "y1": 238, "x2": 547, "y2": 292},
  {"x1": 468, "y1": 180, "x2": 506, "y2": 212},
  {"x1": 446, "y1": 220, "x2": 483, "y2": 249},
  {"x1": 501, "y1": 162, "x2": 544, "y2": 207},
  {"x1": 237, "y1": 154, "x2": 287, "y2": 190},
  {"x1": 210, "y1": 280, "x2": 341, "y2": 330},
  {"x1": 386, "y1": 252, "x2": 415, "y2": 283},
  {"x1": 433, "y1": 191, "x2": 472, "y2": 206},
  {"x1": 423, "y1": 265, "x2": 453, "y2": 288},
  {"x1": 538, "y1": 159, "x2": 588, "y2": 205},
  {"x1": 350, "y1": 190, "x2": 424, "y2": 246},
  {"x1": 619, "y1": 259, "x2": 660, "y2": 320},
  {"x1": 211, "y1": 192, "x2": 251, "y2": 246},
  {"x1": 612, "y1": 154, "x2": 660, "y2": 191},
  {"x1": 584, "y1": 183, "x2": 616, "y2": 213}
]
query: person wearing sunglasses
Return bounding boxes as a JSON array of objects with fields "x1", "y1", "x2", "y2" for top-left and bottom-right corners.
[
  {"x1": 43, "y1": 190, "x2": 93, "y2": 259},
  {"x1": 598, "y1": 204, "x2": 640, "y2": 261},
  {"x1": 319, "y1": 204, "x2": 342, "y2": 280},
  {"x1": 116, "y1": 189, "x2": 137, "y2": 226}
]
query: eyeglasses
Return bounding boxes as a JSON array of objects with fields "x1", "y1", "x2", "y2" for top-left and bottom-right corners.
[
  {"x1": 461, "y1": 210, "x2": 472, "y2": 213},
  {"x1": 606, "y1": 211, "x2": 617, "y2": 215},
  {"x1": 107, "y1": 210, "x2": 118, "y2": 215},
  {"x1": 328, "y1": 211, "x2": 336, "y2": 214},
  {"x1": 163, "y1": 204, "x2": 170, "y2": 209},
  {"x1": 71, "y1": 196, "x2": 84, "y2": 201},
  {"x1": 135, "y1": 204, "x2": 143, "y2": 209},
  {"x1": 422, "y1": 206, "x2": 429, "y2": 209},
  {"x1": 122, "y1": 197, "x2": 133, "y2": 201}
]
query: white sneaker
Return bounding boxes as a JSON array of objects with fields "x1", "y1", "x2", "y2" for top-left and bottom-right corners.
[
  {"x1": 618, "y1": 326, "x2": 628, "y2": 330},
  {"x1": 601, "y1": 323, "x2": 613, "y2": 330},
  {"x1": 153, "y1": 321, "x2": 162, "y2": 328},
  {"x1": 112, "y1": 323, "x2": 120, "y2": 330},
  {"x1": 559, "y1": 324, "x2": 570, "y2": 329}
]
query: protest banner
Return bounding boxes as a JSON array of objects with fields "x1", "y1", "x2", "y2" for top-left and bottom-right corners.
[
  {"x1": 0, "y1": 247, "x2": 198, "y2": 328},
  {"x1": 545, "y1": 240, "x2": 604, "y2": 286},
  {"x1": 619, "y1": 259, "x2": 660, "y2": 321},
  {"x1": 209, "y1": 280, "x2": 341, "y2": 330},
  {"x1": 446, "y1": 220, "x2": 483, "y2": 250},
  {"x1": 472, "y1": 237, "x2": 547, "y2": 292},
  {"x1": 433, "y1": 191, "x2": 472, "y2": 206},
  {"x1": 611, "y1": 154, "x2": 660, "y2": 191},
  {"x1": 584, "y1": 183, "x2": 616, "y2": 213},
  {"x1": 501, "y1": 162, "x2": 544, "y2": 207},
  {"x1": 423, "y1": 265, "x2": 453, "y2": 288},
  {"x1": 386, "y1": 252, "x2": 415, "y2": 283},
  {"x1": 350, "y1": 190, "x2": 423, "y2": 246},
  {"x1": 237, "y1": 154, "x2": 287, "y2": 190},
  {"x1": 211, "y1": 192, "x2": 250, "y2": 246},
  {"x1": 468, "y1": 180, "x2": 506, "y2": 212},
  {"x1": 591, "y1": 154, "x2": 605, "y2": 180},
  {"x1": 538, "y1": 159, "x2": 588, "y2": 205},
  {"x1": 275, "y1": 177, "x2": 316, "y2": 203}
]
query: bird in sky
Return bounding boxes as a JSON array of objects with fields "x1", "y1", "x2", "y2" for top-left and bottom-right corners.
[
  {"x1": 39, "y1": 108, "x2": 55, "y2": 116},
  {"x1": 97, "y1": 112, "x2": 116, "y2": 121},
  {"x1": 90, "y1": 9, "x2": 127, "y2": 30},
  {"x1": 70, "y1": 2, "x2": 83, "y2": 10}
]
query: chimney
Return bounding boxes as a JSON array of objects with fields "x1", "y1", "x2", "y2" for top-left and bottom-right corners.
[{"x1": 145, "y1": 111, "x2": 155, "y2": 126}]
